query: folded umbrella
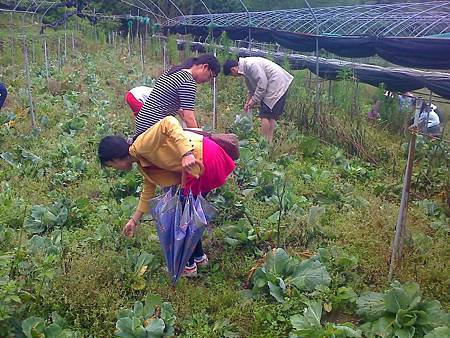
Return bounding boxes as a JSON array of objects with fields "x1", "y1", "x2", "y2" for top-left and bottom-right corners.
[{"x1": 150, "y1": 161, "x2": 212, "y2": 287}]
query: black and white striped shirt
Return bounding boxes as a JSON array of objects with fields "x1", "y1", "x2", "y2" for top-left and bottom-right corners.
[{"x1": 135, "y1": 70, "x2": 197, "y2": 136}]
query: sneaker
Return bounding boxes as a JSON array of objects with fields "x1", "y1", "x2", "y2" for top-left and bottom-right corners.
[
  {"x1": 194, "y1": 254, "x2": 209, "y2": 267},
  {"x1": 181, "y1": 263, "x2": 198, "y2": 278}
]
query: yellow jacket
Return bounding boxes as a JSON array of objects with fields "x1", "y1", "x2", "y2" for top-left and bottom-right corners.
[{"x1": 129, "y1": 116, "x2": 203, "y2": 213}]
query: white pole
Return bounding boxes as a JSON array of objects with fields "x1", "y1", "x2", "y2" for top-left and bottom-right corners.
[
  {"x1": 163, "y1": 40, "x2": 167, "y2": 71},
  {"x1": 212, "y1": 47, "x2": 217, "y2": 130},
  {"x1": 44, "y1": 39, "x2": 50, "y2": 86},
  {"x1": 140, "y1": 35, "x2": 145, "y2": 73}
]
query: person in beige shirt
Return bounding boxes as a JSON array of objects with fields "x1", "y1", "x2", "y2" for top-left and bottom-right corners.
[{"x1": 224, "y1": 57, "x2": 293, "y2": 144}]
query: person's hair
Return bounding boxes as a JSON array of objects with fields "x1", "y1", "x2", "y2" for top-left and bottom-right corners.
[
  {"x1": 166, "y1": 54, "x2": 220, "y2": 77},
  {"x1": 98, "y1": 136, "x2": 130, "y2": 166},
  {"x1": 223, "y1": 59, "x2": 239, "y2": 76}
]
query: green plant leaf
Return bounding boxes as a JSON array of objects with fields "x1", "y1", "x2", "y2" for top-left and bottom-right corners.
[
  {"x1": 384, "y1": 282, "x2": 421, "y2": 313},
  {"x1": 268, "y1": 279, "x2": 285, "y2": 303},
  {"x1": 266, "y1": 248, "x2": 290, "y2": 276},
  {"x1": 370, "y1": 316, "x2": 395, "y2": 336},
  {"x1": 144, "y1": 318, "x2": 165, "y2": 337},
  {"x1": 356, "y1": 292, "x2": 386, "y2": 320},
  {"x1": 115, "y1": 317, "x2": 139, "y2": 338},
  {"x1": 22, "y1": 316, "x2": 45, "y2": 338},
  {"x1": 424, "y1": 326, "x2": 450, "y2": 338},
  {"x1": 395, "y1": 309, "x2": 418, "y2": 327},
  {"x1": 394, "y1": 326, "x2": 415, "y2": 338},
  {"x1": 44, "y1": 323, "x2": 63, "y2": 338},
  {"x1": 291, "y1": 300, "x2": 323, "y2": 333},
  {"x1": 288, "y1": 259, "x2": 331, "y2": 291},
  {"x1": 133, "y1": 301, "x2": 144, "y2": 317},
  {"x1": 418, "y1": 300, "x2": 449, "y2": 327},
  {"x1": 331, "y1": 324, "x2": 362, "y2": 337},
  {"x1": 143, "y1": 294, "x2": 162, "y2": 316}
]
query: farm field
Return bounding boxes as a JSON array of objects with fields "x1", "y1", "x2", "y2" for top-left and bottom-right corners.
[{"x1": 0, "y1": 19, "x2": 449, "y2": 338}]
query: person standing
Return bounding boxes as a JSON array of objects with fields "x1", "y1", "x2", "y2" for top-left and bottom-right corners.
[
  {"x1": 223, "y1": 57, "x2": 293, "y2": 144},
  {"x1": 125, "y1": 86, "x2": 153, "y2": 119},
  {"x1": 135, "y1": 54, "x2": 220, "y2": 137}
]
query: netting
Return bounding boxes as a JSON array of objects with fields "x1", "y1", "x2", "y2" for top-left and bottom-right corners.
[{"x1": 165, "y1": 1, "x2": 450, "y2": 38}]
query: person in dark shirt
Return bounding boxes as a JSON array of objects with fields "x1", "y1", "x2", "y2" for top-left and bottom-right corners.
[
  {"x1": 0, "y1": 82, "x2": 7, "y2": 110},
  {"x1": 135, "y1": 54, "x2": 220, "y2": 137}
]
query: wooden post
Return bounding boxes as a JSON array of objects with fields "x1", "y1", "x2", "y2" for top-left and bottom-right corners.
[
  {"x1": 388, "y1": 97, "x2": 423, "y2": 281},
  {"x1": 351, "y1": 80, "x2": 360, "y2": 119},
  {"x1": 24, "y1": 43, "x2": 36, "y2": 129},
  {"x1": 94, "y1": 9, "x2": 98, "y2": 44},
  {"x1": 9, "y1": 13, "x2": 15, "y2": 65},
  {"x1": 71, "y1": 31, "x2": 75, "y2": 51},
  {"x1": 327, "y1": 79, "x2": 332, "y2": 103},
  {"x1": 30, "y1": 36, "x2": 35, "y2": 64},
  {"x1": 64, "y1": 14, "x2": 67, "y2": 62}
]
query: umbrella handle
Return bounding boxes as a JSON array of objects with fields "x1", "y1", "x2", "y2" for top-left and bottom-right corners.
[{"x1": 181, "y1": 159, "x2": 204, "y2": 189}]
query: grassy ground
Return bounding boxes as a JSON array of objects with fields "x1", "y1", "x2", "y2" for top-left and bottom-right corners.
[{"x1": 0, "y1": 21, "x2": 449, "y2": 337}]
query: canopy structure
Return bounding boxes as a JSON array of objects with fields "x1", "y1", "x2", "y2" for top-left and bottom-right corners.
[
  {"x1": 165, "y1": 1, "x2": 450, "y2": 37},
  {"x1": 164, "y1": 1, "x2": 450, "y2": 70}
]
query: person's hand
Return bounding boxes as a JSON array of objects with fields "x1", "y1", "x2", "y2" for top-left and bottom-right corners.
[
  {"x1": 244, "y1": 98, "x2": 255, "y2": 112},
  {"x1": 181, "y1": 153, "x2": 196, "y2": 174},
  {"x1": 122, "y1": 218, "x2": 138, "y2": 237}
]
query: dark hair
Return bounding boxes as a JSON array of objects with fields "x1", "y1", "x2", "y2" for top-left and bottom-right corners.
[
  {"x1": 98, "y1": 136, "x2": 130, "y2": 165},
  {"x1": 166, "y1": 54, "x2": 220, "y2": 77},
  {"x1": 223, "y1": 59, "x2": 239, "y2": 76}
]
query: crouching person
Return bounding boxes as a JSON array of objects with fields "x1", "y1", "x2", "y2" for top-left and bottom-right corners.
[{"x1": 97, "y1": 116, "x2": 235, "y2": 277}]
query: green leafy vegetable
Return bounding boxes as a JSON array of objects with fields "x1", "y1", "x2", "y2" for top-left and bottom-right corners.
[
  {"x1": 252, "y1": 248, "x2": 331, "y2": 302},
  {"x1": 357, "y1": 281, "x2": 450, "y2": 337}
]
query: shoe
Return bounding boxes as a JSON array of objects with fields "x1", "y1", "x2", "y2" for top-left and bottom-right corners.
[
  {"x1": 194, "y1": 254, "x2": 209, "y2": 267},
  {"x1": 181, "y1": 263, "x2": 198, "y2": 278}
]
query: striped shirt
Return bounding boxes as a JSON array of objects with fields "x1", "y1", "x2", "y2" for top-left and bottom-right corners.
[{"x1": 135, "y1": 70, "x2": 197, "y2": 136}]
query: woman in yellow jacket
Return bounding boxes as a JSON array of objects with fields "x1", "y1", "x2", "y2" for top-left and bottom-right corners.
[{"x1": 98, "y1": 116, "x2": 235, "y2": 277}]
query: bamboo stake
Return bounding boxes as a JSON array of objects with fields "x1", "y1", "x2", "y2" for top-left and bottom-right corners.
[
  {"x1": 23, "y1": 43, "x2": 36, "y2": 129},
  {"x1": 128, "y1": 30, "x2": 132, "y2": 63},
  {"x1": 140, "y1": 35, "x2": 145, "y2": 74},
  {"x1": 388, "y1": 97, "x2": 423, "y2": 281},
  {"x1": 9, "y1": 13, "x2": 15, "y2": 65},
  {"x1": 212, "y1": 46, "x2": 217, "y2": 130},
  {"x1": 57, "y1": 36, "x2": 61, "y2": 71}
]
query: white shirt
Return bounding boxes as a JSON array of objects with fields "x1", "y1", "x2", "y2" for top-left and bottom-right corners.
[
  {"x1": 419, "y1": 104, "x2": 440, "y2": 128},
  {"x1": 129, "y1": 86, "x2": 153, "y2": 104},
  {"x1": 238, "y1": 57, "x2": 293, "y2": 109}
]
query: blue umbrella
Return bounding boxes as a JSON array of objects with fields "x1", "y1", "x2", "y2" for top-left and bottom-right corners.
[
  {"x1": 150, "y1": 187, "x2": 181, "y2": 278},
  {"x1": 150, "y1": 162, "x2": 211, "y2": 286},
  {"x1": 171, "y1": 192, "x2": 207, "y2": 285}
]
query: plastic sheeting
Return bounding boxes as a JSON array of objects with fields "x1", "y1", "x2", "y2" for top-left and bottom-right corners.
[
  {"x1": 175, "y1": 39, "x2": 450, "y2": 100},
  {"x1": 165, "y1": 25, "x2": 450, "y2": 70}
]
